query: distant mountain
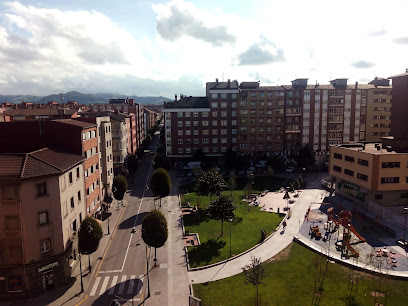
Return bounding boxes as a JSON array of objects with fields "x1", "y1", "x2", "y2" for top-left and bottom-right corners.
[{"x1": 0, "y1": 92, "x2": 172, "y2": 105}]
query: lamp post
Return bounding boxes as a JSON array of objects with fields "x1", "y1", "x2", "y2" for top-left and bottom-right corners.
[
  {"x1": 229, "y1": 218, "x2": 234, "y2": 258},
  {"x1": 107, "y1": 217, "x2": 110, "y2": 235},
  {"x1": 79, "y1": 253, "x2": 84, "y2": 292}
]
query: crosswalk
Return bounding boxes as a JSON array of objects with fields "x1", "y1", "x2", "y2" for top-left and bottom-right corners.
[{"x1": 90, "y1": 274, "x2": 144, "y2": 297}]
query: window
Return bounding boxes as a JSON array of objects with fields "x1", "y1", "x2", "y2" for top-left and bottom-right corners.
[
  {"x1": 69, "y1": 172, "x2": 73, "y2": 184},
  {"x1": 232, "y1": 94, "x2": 237, "y2": 99},
  {"x1": 333, "y1": 153, "x2": 342, "y2": 160},
  {"x1": 36, "y1": 182, "x2": 47, "y2": 197},
  {"x1": 193, "y1": 130, "x2": 199, "y2": 135},
  {"x1": 177, "y1": 121, "x2": 183, "y2": 127},
  {"x1": 40, "y1": 238, "x2": 51, "y2": 254},
  {"x1": 345, "y1": 156, "x2": 355, "y2": 163},
  {"x1": 186, "y1": 130, "x2": 191, "y2": 136},
  {"x1": 193, "y1": 139, "x2": 199, "y2": 144},
  {"x1": 333, "y1": 165, "x2": 342, "y2": 172},
  {"x1": 231, "y1": 101, "x2": 237, "y2": 107},
  {"x1": 212, "y1": 102, "x2": 218, "y2": 108},
  {"x1": 178, "y1": 139, "x2": 183, "y2": 144},
  {"x1": 344, "y1": 169, "x2": 354, "y2": 176},
  {"x1": 221, "y1": 111, "x2": 227, "y2": 117},
  {"x1": 212, "y1": 111, "x2": 218, "y2": 117},
  {"x1": 83, "y1": 133, "x2": 86, "y2": 141},
  {"x1": 202, "y1": 130, "x2": 209, "y2": 135},
  {"x1": 76, "y1": 167, "x2": 80, "y2": 179},
  {"x1": 193, "y1": 112, "x2": 198, "y2": 117},
  {"x1": 70, "y1": 197, "x2": 74, "y2": 208},
  {"x1": 221, "y1": 102, "x2": 227, "y2": 108},
  {"x1": 185, "y1": 121, "x2": 191, "y2": 127},
  {"x1": 185, "y1": 112, "x2": 191, "y2": 117},
  {"x1": 186, "y1": 148, "x2": 191, "y2": 154},
  {"x1": 221, "y1": 93, "x2": 227, "y2": 99},
  {"x1": 177, "y1": 112, "x2": 183, "y2": 117},
  {"x1": 203, "y1": 121, "x2": 209, "y2": 126},
  {"x1": 211, "y1": 93, "x2": 218, "y2": 99},
  {"x1": 358, "y1": 158, "x2": 369, "y2": 166},
  {"x1": 202, "y1": 138, "x2": 209, "y2": 144},
  {"x1": 78, "y1": 191, "x2": 81, "y2": 201},
  {"x1": 185, "y1": 139, "x2": 191, "y2": 144},
  {"x1": 178, "y1": 130, "x2": 183, "y2": 136},
  {"x1": 178, "y1": 148, "x2": 184, "y2": 154},
  {"x1": 39, "y1": 211, "x2": 49, "y2": 225},
  {"x1": 221, "y1": 120, "x2": 227, "y2": 126},
  {"x1": 357, "y1": 173, "x2": 368, "y2": 181},
  {"x1": 202, "y1": 112, "x2": 209, "y2": 117},
  {"x1": 381, "y1": 177, "x2": 399, "y2": 184},
  {"x1": 382, "y1": 162, "x2": 400, "y2": 168},
  {"x1": 212, "y1": 129, "x2": 218, "y2": 135}
]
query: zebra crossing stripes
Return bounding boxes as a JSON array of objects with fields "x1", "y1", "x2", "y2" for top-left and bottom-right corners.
[
  {"x1": 118, "y1": 275, "x2": 127, "y2": 294},
  {"x1": 108, "y1": 275, "x2": 118, "y2": 295},
  {"x1": 90, "y1": 275, "x2": 141, "y2": 297}
]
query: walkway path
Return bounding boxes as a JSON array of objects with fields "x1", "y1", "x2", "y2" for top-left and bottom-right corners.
[{"x1": 188, "y1": 173, "x2": 329, "y2": 284}]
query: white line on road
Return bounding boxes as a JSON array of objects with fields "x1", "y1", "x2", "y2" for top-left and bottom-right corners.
[
  {"x1": 99, "y1": 270, "x2": 122, "y2": 274},
  {"x1": 127, "y1": 275, "x2": 136, "y2": 294},
  {"x1": 90, "y1": 277, "x2": 101, "y2": 296},
  {"x1": 118, "y1": 275, "x2": 127, "y2": 294},
  {"x1": 99, "y1": 276, "x2": 110, "y2": 295},
  {"x1": 108, "y1": 275, "x2": 118, "y2": 295}
]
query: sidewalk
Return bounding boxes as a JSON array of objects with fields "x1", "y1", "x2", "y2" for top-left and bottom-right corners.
[
  {"x1": 25, "y1": 200, "x2": 128, "y2": 306},
  {"x1": 146, "y1": 172, "x2": 190, "y2": 306},
  {"x1": 188, "y1": 173, "x2": 329, "y2": 284}
]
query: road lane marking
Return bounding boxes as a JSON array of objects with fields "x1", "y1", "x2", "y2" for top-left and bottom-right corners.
[
  {"x1": 118, "y1": 275, "x2": 127, "y2": 294},
  {"x1": 127, "y1": 275, "x2": 136, "y2": 294},
  {"x1": 94, "y1": 200, "x2": 128, "y2": 279},
  {"x1": 90, "y1": 277, "x2": 101, "y2": 296},
  {"x1": 99, "y1": 270, "x2": 122, "y2": 274},
  {"x1": 108, "y1": 275, "x2": 118, "y2": 295},
  {"x1": 99, "y1": 276, "x2": 110, "y2": 295}
]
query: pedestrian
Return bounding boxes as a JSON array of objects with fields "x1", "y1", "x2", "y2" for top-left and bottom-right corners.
[{"x1": 283, "y1": 220, "x2": 287, "y2": 230}]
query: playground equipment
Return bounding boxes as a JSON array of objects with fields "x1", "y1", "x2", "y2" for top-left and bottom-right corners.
[{"x1": 327, "y1": 208, "x2": 365, "y2": 258}]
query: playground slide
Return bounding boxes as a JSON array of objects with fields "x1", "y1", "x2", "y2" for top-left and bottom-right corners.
[
  {"x1": 349, "y1": 224, "x2": 366, "y2": 242},
  {"x1": 344, "y1": 240, "x2": 359, "y2": 257}
]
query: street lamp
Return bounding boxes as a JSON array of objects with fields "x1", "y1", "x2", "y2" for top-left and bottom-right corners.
[
  {"x1": 229, "y1": 217, "x2": 234, "y2": 258},
  {"x1": 107, "y1": 217, "x2": 110, "y2": 235},
  {"x1": 79, "y1": 253, "x2": 84, "y2": 292}
]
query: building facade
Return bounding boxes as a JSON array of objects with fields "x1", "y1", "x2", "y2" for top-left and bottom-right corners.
[
  {"x1": 164, "y1": 78, "x2": 392, "y2": 164},
  {"x1": 0, "y1": 148, "x2": 85, "y2": 299}
]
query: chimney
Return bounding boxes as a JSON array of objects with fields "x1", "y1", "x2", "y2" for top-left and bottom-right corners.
[
  {"x1": 216, "y1": 78, "x2": 218, "y2": 84},
  {"x1": 355, "y1": 81, "x2": 358, "y2": 89},
  {"x1": 228, "y1": 79, "x2": 231, "y2": 87},
  {"x1": 175, "y1": 94, "x2": 177, "y2": 102}
]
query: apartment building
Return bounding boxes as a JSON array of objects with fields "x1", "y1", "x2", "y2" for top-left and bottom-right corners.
[
  {"x1": 77, "y1": 115, "x2": 114, "y2": 202},
  {"x1": 0, "y1": 148, "x2": 85, "y2": 298},
  {"x1": 164, "y1": 77, "x2": 391, "y2": 164},
  {"x1": 90, "y1": 98, "x2": 145, "y2": 152},
  {"x1": 238, "y1": 82, "x2": 285, "y2": 155},
  {"x1": 5, "y1": 108, "x2": 78, "y2": 121},
  {"x1": 329, "y1": 143, "x2": 408, "y2": 207},
  {"x1": 164, "y1": 80, "x2": 239, "y2": 157},
  {"x1": 0, "y1": 120, "x2": 102, "y2": 216}
]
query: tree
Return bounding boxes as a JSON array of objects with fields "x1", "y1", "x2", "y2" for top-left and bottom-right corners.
[
  {"x1": 78, "y1": 217, "x2": 103, "y2": 272},
  {"x1": 113, "y1": 175, "x2": 128, "y2": 201},
  {"x1": 195, "y1": 168, "x2": 227, "y2": 200},
  {"x1": 206, "y1": 195, "x2": 236, "y2": 236},
  {"x1": 136, "y1": 147, "x2": 145, "y2": 159},
  {"x1": 224, "y1": 148, "x2": 237, "y2": 170},
  {"x1": 228, "y1": 172, "x2": 237, "y2": 196},
  {"x1": 266, "y1": 155, "x2": 286, "y2": 172},
  {"x1": 126, "y1": 154, "x2": 138, "y2": 183},
  {"x1": 296, "y1": 145, "x2": 315, "y2": 172},
  {"x1": 150, "y1": 168, "x2": 171, "y2": 207},
  {"x1": 242, "y1": 256, "x2": 268, "y2": 306},
  {"x1": 267, "y1": 166, "x2": 275, "y2": 176},
  {"x1": 153, "y1": 153, "x2": 170, "y2": 171},
  {"x1": 141, "y1": 209, "x2": 168, "y2": 264}
]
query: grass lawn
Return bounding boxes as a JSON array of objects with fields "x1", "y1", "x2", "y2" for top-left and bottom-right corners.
[
  {"x1": 182, "y1": 189, "x2": 283, "y2": 268},
  {"x1": 193, "y1": 242, "x2": 408, "y2": 305}
]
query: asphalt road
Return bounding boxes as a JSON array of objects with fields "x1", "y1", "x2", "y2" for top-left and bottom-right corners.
[{"x1": 83, "y1": 136, "x2": 159, "y2": 306}]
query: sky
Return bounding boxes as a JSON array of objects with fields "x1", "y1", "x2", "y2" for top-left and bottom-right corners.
[{"x1": 0, "y1": 0, "x2": 408, "y2": 97}]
